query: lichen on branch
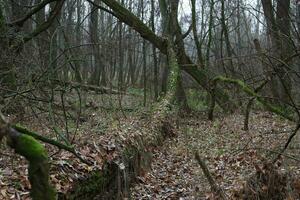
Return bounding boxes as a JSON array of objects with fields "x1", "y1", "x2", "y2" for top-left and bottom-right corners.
[{"x1": 211, "y1": 76, "x2": 295, "y2": 122}]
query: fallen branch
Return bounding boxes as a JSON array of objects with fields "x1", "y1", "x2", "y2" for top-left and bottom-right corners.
[
  {"x1": 210, "y1": 76, "x2": 295, "y2": 122},
  {"x1": 195, "y1": 152, "x2": 226, "y2": 200},
  {"x1": 274, "y1": 123, "x2": 300, "y2": 162},
  {"x1": 51, "y1": 79, "x2": 123, "y2": 95},
  {"x1": 13, "y1": 124, "x2": 91, "y2": 165}
]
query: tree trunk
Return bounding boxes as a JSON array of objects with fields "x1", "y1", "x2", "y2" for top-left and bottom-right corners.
[
  {"x1": 89, "y1": 0, "x2": 101, "y2": 85},
  {"x1": 151, "y1": 0, "x2": 159, "y2": 99},
  {"x1": 191, "y1": 0, "x2": 204, "y2": 68},
  {"x1": 261, "y1": 0, "x2": 293, "y2": 104}
]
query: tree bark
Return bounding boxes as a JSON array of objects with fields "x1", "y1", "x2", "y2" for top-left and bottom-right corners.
[
  {"x1": 261, "y1": 0, "x2": 293, "y2": 103},
  {"x1": 98, "y1": 0, "x2": 235, "y2": 111}
]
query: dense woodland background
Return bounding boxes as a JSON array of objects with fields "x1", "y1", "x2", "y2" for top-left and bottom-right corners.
[
  {"x1": 1, "y1": 0, "x2": 300, "y2": 110},
  {"x1": 0, "y1": 0, "x2": 300, "y2": 199}
]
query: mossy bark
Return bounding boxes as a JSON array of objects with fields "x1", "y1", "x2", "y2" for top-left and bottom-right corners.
[
  {"x1": 67, "y1": 145, "x2": 152, "y2": 200},
  {"x1": 7, "y1": 129, "x2": 56, "y2": 200},
  {"x1": 209, "y1": 76, "x2": 295, "y2": 122},
  {"x1": 66, "y1": 120, "x2": 173, "y2": 200}
]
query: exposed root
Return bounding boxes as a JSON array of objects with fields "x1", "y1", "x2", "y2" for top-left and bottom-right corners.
[{"x1": 233, "y1": 161, "x2": 300, "y2": 200}]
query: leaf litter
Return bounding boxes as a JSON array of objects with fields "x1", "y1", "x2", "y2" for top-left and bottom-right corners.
[
  {"x1": 131, "y1": 111, "x2": 300, "y2": 199},
  {"x1": 1, "y1": 102, "x2": 300, "y2": 200}
]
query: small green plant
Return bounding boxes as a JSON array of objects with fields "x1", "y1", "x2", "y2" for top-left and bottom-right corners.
[
  {"x1": 212, "y1": 120, "x2": 220, "y2": 129},
  {"x1": 127, "y1": 87, "x2": 144, "y2": 96},
  {"x1": 186, "y1": 89, "x2": 209, "y2": 111},
  {"x1": 217, "y1": 148, "x2": 225, "y2": 156}
]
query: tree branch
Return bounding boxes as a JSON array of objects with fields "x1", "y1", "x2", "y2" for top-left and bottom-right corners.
[
  {"x1": 8, "y1": 0, "x2": 58, "y2": 27},
  {"x1": 195, "y1": 152, "x2": 227, "y2": 199},
  {"x1": 98, "y1": 0, "x2": 168, "y2": 54},
  {"x1": 86, "y1": 0, "x2": 116, "y2": 17},
  {"x1": 95, "y1": 0, "x2": 234, "y2": 111},
  {"x1": 212, "y1": 76, "x2": 295, "y2": 122},
  {"x1": 13, "y1": 124, "x2": 91, "y2": 165},
  {"x1": 23, "y1": 0, "x2": 65, "y2": 42}
]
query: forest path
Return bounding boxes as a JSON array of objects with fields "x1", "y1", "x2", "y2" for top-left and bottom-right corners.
[
  {"x1": 130, "y1": 118, "x2": 208, "y2": 199},
  {"x1": 130, "y1": 111, "x2": 296, "y2": 199}
]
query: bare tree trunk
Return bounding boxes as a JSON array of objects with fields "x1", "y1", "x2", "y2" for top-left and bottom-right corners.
[
  {"x1": 191, "y1": 0, "x2": 204, "y2": 68},
  {"x1": 35, "y1": 0, "x2": 50, "y2": 70},
  {"x1": 140, "y1": 0, "x2": 147, "y2": 106},
  {"x1": 118, "y1": 0, "x2": 125, "y2": 90},
  {"x1": 151, "y1": 0, "x2": 159, "y2": 99},
  {"x1": 261, "y1": 0, "x2": 293, "y2": 104},
  {"x1": 206, "y1": 0, "x2": 214, "y2": 68},
  {"x1": 220, "y1": 0, "x2": 235, "y2": 77},
  {"x1": 89, "y1": 0, "x2": 101, "y2": 85},
  {"x1": 275, "y1": 0, "x2": 292, "y2": 101}
]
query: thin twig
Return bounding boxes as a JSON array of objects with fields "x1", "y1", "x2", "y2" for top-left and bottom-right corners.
[
  {"x1": 274, "y1": 123, "x2": 300, "y2": 163},
  {"x1": 195, "y1": 151, "x2": 227, "y2": 200}
]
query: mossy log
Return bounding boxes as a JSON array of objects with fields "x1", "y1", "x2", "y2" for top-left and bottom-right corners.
[
  {"x1": 63, "y1": 41, "x2": 179, "y2": 199},
  {"x1": 66, "y1": 119, "x2": 174, "y2": 200},
  {"x1": 67, "y1": 145, "x2": 153, "y2": 200},
  {"x1": 209, "y1": 76, "x2": 295, "y2": 122},
  {"x1": 12, "y1": 124, "x2": 90, "y2": 164},
  {"x1": 0, "y1": 114, "x2": 56, "y2": 200},
  {"x1": 51, "y1": 79, "x2": 123, "y2": 95},
  {"x1": 8, "y1": 131, "x2": 56, "y2": 200}
]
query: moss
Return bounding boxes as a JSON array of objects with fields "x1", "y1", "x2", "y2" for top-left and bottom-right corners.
[
  {"x1": 213, "y1": 76, "x2": 295, "y2": 122},
  {"x1": 8, "y1": 133, "x2": 56, "y2": 200},
  {"x1": 75, "y1": 171, "x2": 107, "y2": 194},
  {"x1": 166, "y1": 40, "x2": 180, "y2": 93},
  {"x1": 14, "y1": 134, "x2": 48, "y2": 162},
  {"x1": 68, "y1": 145, "x2": 152, "y2": 199},
  {"x1": 123, "y1": 146, "x2": 138, "y2": 158},
  {"x1": 68, "y1": 170, "x2": 113, "y2": 200},
  {"x1": 28, "y1": 161, "x2": 56, "y2": 200}
]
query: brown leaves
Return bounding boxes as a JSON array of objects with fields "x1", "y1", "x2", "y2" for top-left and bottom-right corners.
[
  {"x1": 132, "y1": 111, "x2": 300, "y2": 199},
  {"x1": 1, "y1": 101, "x2": 299, "y2": 200},
  {"x1": 0, "y1": 163, "x2": 31, "y2": 200}
]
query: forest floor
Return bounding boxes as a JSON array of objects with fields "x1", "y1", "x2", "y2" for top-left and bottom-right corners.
[
  {"x1": 130, "y1": 112, "x2": 300, "y2": 199},
  {"x1": 1, "y1": 93, "x2": 300, "y2": 199}
]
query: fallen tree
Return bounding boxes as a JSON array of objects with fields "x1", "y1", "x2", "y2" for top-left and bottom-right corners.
[
  {"x1": 51, "y1": 79, "x2": 123, "y2": 95},
  {"x1": 0, "y1": 38, "x2": 181, "y2": 199},
  {"x1": 64, "y1": 40, "x2": 181, "y2": 199},
  {"x1": 195, "y1": 152, "x2": 226, "y2": 200}
]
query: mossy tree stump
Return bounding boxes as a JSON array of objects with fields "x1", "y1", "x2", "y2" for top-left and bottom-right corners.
[{"x1": 0, "y1": 115, "x2": 56, "y2": 200}]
